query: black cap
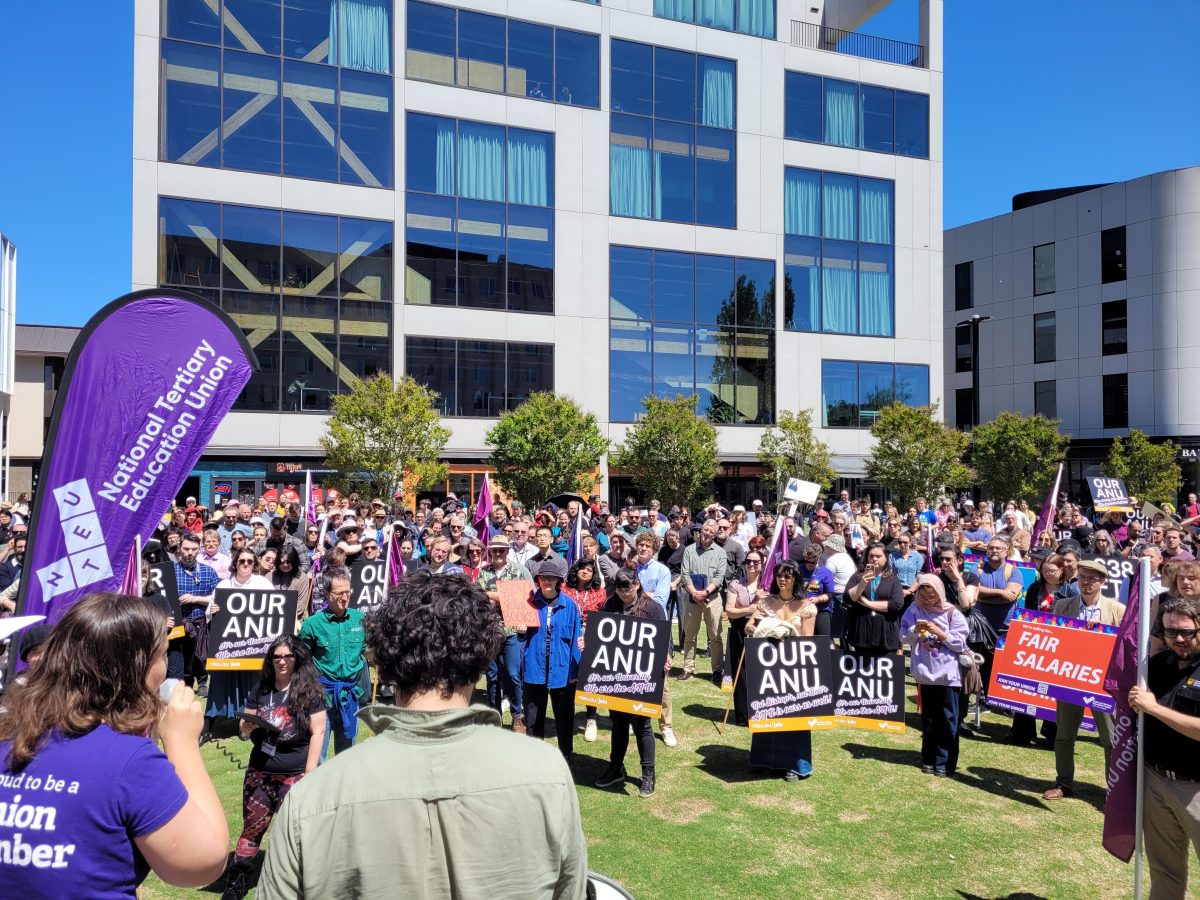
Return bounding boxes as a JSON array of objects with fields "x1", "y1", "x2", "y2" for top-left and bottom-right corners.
[
  {"x1": 18, "y1": 624, "x2": 52, "y2": 663},
  {"x1": 1057, "y1": 539, "x2": 1083, "y2": 555},
  {"x1": 1031, "y1": 546, "x2": 1053, "y2": 562},
  {"x1": 270, "y1": 516, "x2": 286, "y2": 529}
]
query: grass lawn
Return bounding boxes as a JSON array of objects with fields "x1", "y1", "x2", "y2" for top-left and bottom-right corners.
[{"x1": 141, "y1": 649, "x2": 1186, "y2": 900}]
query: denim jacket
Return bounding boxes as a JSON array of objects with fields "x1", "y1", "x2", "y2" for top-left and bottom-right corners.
[{"x1": 519, "y1": 590, "x2": 583, "y2": 689}]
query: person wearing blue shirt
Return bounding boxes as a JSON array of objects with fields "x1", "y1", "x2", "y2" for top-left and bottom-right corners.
[
  {"x1": 633, "y1": 532, "x2": 672, "y2": 610},
  {"x1": 961, "y1": 511, "x2": 993, "y2": 553},
  {"x1": 915, "y1": 497, "x2": 939, "y2": 527},
  {"x1": 889, "y1": 534, "x2": 926, "y2": 602},
  {"x1": 173, "y1": 532, "x2": 220, "y2": 703},
  {"x1": 518, "y1": 556, "x2": 583, "y2": 760}
]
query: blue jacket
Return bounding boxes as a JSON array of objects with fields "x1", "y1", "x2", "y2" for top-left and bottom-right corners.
[{"x1": 520, "y1": 590, "x2": 583, "y2": 689}]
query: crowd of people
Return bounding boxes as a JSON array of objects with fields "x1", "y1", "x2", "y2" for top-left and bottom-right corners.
[{"x1": 0, "y1": 484, "x2": 1198, "y2": 898}]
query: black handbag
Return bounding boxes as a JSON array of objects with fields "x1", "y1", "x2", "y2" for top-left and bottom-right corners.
[{"x1": 964, "y1": 607, "x2": 998, "y2": 654}]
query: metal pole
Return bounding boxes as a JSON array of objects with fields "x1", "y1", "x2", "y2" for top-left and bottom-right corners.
[
  {"x1": 1134, "y1": 555, "x2": 1150, "y2": 898},
  {"x1": 970, "y1": 318, "x2": 981, "y2": 429}
]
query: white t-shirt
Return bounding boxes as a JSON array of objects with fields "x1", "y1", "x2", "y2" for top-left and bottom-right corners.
[{"x1": 824, "y1": 552, "x2": 858, "y2": 594}]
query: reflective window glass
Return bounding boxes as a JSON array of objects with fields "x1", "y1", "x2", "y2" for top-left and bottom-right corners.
[
  {"x1": 282, "y1": 60, "x2": 339, "y2": 181},
  {"x1": 161, "y1": 41, "x2": 221, "y2": 168},
  {"x1": 695, "y1": 127, "x2": 735, "y2": 228},
  {"x1": 654, "y1": 47, "x2": 696, "y2": 123},
  {"x1": 610, "y1": 114, "x2": 653, "y2": 219},
  {"x1": 340, "y1": 216, "x2": 393, "y2": 301},
  {"x1": 507, "y1": 20, "x2": 553, "y2": 100},
  {"x1": 610, "y1": 247, "x2": 652, "y2": 321},
  {"x1": 161, "y1": 198, "x2": 222, "y2": 288},
  {"x1": 458, "y1": 11, "x2": 506, "y2": 92},
  {"x1": 456, "y1": 199, "x2": 506, "y2": 311},
  {"x1": 224, "y1": 0, "x2": 282, "y2": 55},
  {"x1": 823, "y1": 80, "x2": 857, "y2": 147},
  {"x1": 821, "y1": 240, "x2": 857, "y2": 335},
  {"x1": 222, "y1": 205, "x2": 282, "y2": 292},
  {"x1": 225, "y1": 291, "x2": 281, "y2": 410},
  {"x1": 284, "y1": 0, "x2": 337, "y2": 62},
  {"x1": 736, "y1": 258, "x2": 775, "y2": 329},
  {"x1": 734, "y1": 329, "x2": 774, "y2": 424},
  {"x1": 340, "y1": 298, "x2": 391, "y2": 382},
  {"x1": 507, "y1": 343, "x2": 554, "y2": 409},
  {"x1": 406, "y1": 337, "x2": 457, "y2": 415},
  {"x1": 858, "y1": 362, "x2": 895, "y2": 427},
  {"x1": 458, "y1": 340, "x2": 507, "y2": 416},
  {"x1": 339, "y1": 68, "x2": 392, "y2": 186},
  {"x1": 653, "y1": 324, "x2": 695, "y2": 398},
  {"x1": 405, "y1": 192, "x2": 457, "y2": 306},
  {"x1": 507, "y1": 205, "x2": 554, "y2": 314},
  {"x1": 784, "y1": 71, "x2": 821, "y2": 142},
  {"x1": 783, "y1": 236, "x2": 820, "y2": 331},
  {"x1": 163, "y1": 0, "x2": 221, "y2": 44},
  {"x1": 406, "y1": 0, "x2": 456, "y2": 84},
  {"x1": 611, "y1": 40, "x2": 652, "y2": 116},
  {"x1": 282, "y1": 211, "x2": 338, "y2": 296},
  {"x1": 555, "y1": 29, "x2": 599, "y2": 107},
  {"x1": 858, "y1": 244, "x2": 893, "y2": 337},
  {"x1": 654, "y1": 120, "x2": 695, "y2": 223},
  {"x1": 895, "y1": 364, "x2": 929, "y2": 408},
  {"x1": 859, "y1": 85, "x2": 894, "y2": 154},
  {"x1": 610, "y1": 321, "x2": 653, "y2": 422},
  {"x1": 406, "y1": 112, "x2": 456, "y2": 195},
  {"x1": 653, "y1": 251, "x2": 695, "y2": 323},
  {"x1": 1034, "y1": 243, "x2": 1056, "y2": 295},
  {"x1": 695, "y1": 326, "x2": 735, "y2": 424},
  {"x1": 282, "y1": 295, "x2": 338, "y2": 411},
  {"x1": 821, "y1": 360, "x2": 857, "y2": 428},
  {"x1": 222, "y1": 50, "x2": 282, "y2": 174},
  {"x1": 695, "y1": 255, "x2": 735, "y2": 326},
  {"x1": 894, "y1": 90, "x2": 929, "y2": 158},
  {"x1": 822, "y1": 173, "x2": 857, "y2": 241}
]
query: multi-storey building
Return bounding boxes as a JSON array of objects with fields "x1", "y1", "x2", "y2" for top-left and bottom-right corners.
[
  {"x1": 944, "y1": 166, "x2": 1200, "y2": 500},
  {"x1": 134, "y1": 0, "x2": 944, "y2": 508}
]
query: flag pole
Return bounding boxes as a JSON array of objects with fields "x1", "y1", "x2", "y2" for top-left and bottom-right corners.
[{"x1": 1134, "y1": 555, "x2": 1150, "y2": 898}]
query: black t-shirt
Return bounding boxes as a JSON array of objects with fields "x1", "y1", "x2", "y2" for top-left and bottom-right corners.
[
  {"x1": 939, "y1": 569, "x2": 980, "y2": 610},
  {"x1": 246, "y1": 684, "x2": 326, "y2": 774},
  {"x1": 1144, "y1": 651, "x2": 1200, "y2": 777}
]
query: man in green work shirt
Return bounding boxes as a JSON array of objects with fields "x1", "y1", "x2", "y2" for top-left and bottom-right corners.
[
  {"x1": 477, "y1": 536, "x2": 532, "y2": 733},
  {"x1": 299, "y1": 565, "x2": 366, "y2": 762}
]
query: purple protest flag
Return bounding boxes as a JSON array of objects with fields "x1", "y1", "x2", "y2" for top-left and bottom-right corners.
[
  {"x1": 119, "y1": 538, "x2": 141, "y2": 596},
  {"x1": 761, "y1": 506, "x2": 791, "y2": 590},
  {"x1": 567, "y1": 511, "x2": 583, "y2": 567},
  {"x1": 1102, "y1": 557, "x2": 1146, "y2": 863},
  {"x1": 14, "y1": 290, "x2": 255, "y2": 637},
  {"x1": 1031, "y1": 462, "x2": 1064, "y2": 550},
  {"x1": 474, "y1": 473, "x2": 493, "y2": 551},
  {"x1": 923, "y1": 523, "x2": 936, "y2": 574},
  {"x1": 304, "y1": 469, "x2": 315, "y2": 525},
  {"x1": 386, "y1": 525, "x2": 406, "y2": 588}
]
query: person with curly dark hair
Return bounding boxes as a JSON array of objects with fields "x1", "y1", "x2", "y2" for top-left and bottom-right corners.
[
  {"x1": 259, "y1": 571, "x2": 588, "y2": 899},
  {"x1": 223, "y1": 635, "x2": 326, "y2": 899}
]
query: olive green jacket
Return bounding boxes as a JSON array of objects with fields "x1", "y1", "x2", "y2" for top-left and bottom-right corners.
[{"x1": 259, "y1": 704, "x2": 587, "y2": 900}]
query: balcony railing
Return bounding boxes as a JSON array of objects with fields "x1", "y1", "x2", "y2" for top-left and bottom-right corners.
[{"x1": 791, "y1": 21, "x2": 926, "y2": 68}]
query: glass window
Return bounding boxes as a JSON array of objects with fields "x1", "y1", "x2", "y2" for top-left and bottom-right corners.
[
  {"x1": 456, "y1": 199, "x2": 506, "y2": 312},
  {"x1": 821, "y1": 240, "x2": 857, "y2": 335},
  {"x1": 221, "y1": 50, "x2": 282, "y2": 174},
  {"x1": 859, "y1": 178, "x2": 893, "y2": 244},
  {"x1": 859, "y1": 244, "x2": 893, "y2": 337},
  {"x1": 284, "y1": 0, "x2": 337, "y2": 62},
  {"x1": 507, "y1": 205, "x2": 554, "y2": 314},
  {"x1": 955, "y1": 261, "x2": 973, "y2": 311},
  {"x1": 736, "y1": 258, "x2": 775, "y2": 329},
  {"x1": 610, "y1": 247, "x2": 652, "y2": 321},
  {"x1": 406, "y1": 112, "x2": 456, "y2": 195},
  {"x1": 164, "y1": 0, "x2": 221, "y2": 44},
  {"x1": 1103, "y1": 373, "x2": 1128, "y2": 429},
  {"x1": 822, "y1": 173, "x2": 857, "y2": 241},
  {"x1": 508, "y1": 20, "x2": 553, "y2": 101},
  {"x1": 340, "y1": 216, "x2": 393, "y2": 301},
  {"x1": 340, "y1": 297, "x2": 391, "y2": 382},
  {"x1": 858, "y1": 362, "x2": 894, "y2": 427},
  {"x1": 282, "y1": 211, "x2": 338, "y2": 296},
  {"x1": 507, "y1": 127, "x2": 553, "y2": 207},
  {"x1": 224, "y1": 0, "x2": 283, "y2": 55},
  {"x1": 695, "y1": 326, "x2": 735, "y2": 424},
  {"x1": 336, "y1": 0, "x2": 392, "y2": 74},
  {"x1": 652, "y1": 324, "x2": 695, "y2": 398},
  {"x1": 406, "y1": 337, "x2": 456, "y2": 415},
  {"x1": 161, "y1": 41, "x2": 221, "y2": 167},
  {"x1": 821, "y1": 360, "x2": 858, "y2": 428},
  {"x1": 695, "y1": 126, "x2": 736, "y2": 228},
  {"x1": 281, "y1": 295, "x2": 338, "y2": 411},
  {"x1": 955, "y1": 323, "x2": 972, "y2": 373},
  {"x1": 1102, "y1": 226, "x2": 1127, "y2": 284},
  {"x1": 282, "y1": 60, "x2": 339, "y2": 181},
  {"x1": 1034, "y1": 311, "x2": 1056, "y2": 363},
  {"x1": 784, "y1": 168, "x2": 821, "y2": 237},
  {"x1": 161, "y1": 197, "x2": 222, "y2": 288},
  {"x1": 508, "y1": 343, "x2": 553, "y2": 409},
  {"x1": 610, "y1": 320, "x2": 653, "y2": 422},
  {"x1": 734, "y1": 329, "x2": 774, "y2": 423},
  {"x1": 406, "y1": 0, "x2": 456, "y2": 84},
  {"x1": 458, "y1": 340, "x2": 507, "y2": 416},
  {"x1": 1034, "y1": 243, "x2": 1056, "y2": 295},
  {"x1": 654, "y1": 47, "x2": 697, "y2": 123},
  {"x1": 458, "y1": 10, "x2": 506, "y2": 92},
  {"x1": 611, "y1": 40, "x2": 652, "y2": 117},
  {"x1": 1034, "y1": 380, "x2": 1056, "y2": 419},
  {"x1": 784, "y1": 236, "x2": 820, "y2": 332},
  {"x1": 654, "y1": 0, "x2": 694, "y2": 23},
  {"x1": 654, "y1": 120, "x2": 695, "y2": 223},
  {"x1": 698, "y1": 56, "x2": 735, "y2": 129},
  {"x1": 955, "y1": 387, "x2": 974, "y2": 430},
  {"x1": 338, "y1": 68, "x2": 392, "y2": 187},
  {"x1": 555, "y1": 29, "x2": 599, "y2": 108},
  {"x1": 610, "y1": 114, "x2": 653, "y2": 220},
  {"x1": 735, "y1": 0, "x2": 774, "y2": 37},
  {"x1": 695, "y1": 255, "x2": 735, "y2": 325},
  {"x1": 824, "y1": 80, "x2": 857, "y2": 148},
  {"x1": 895, "y1": 364, "x2": 930, "y2": 408},
  {"x1": 653, "y1": 251, "x2": 695, "y2": 323},
  {"x1": 859, "y1": 85, "x2": 894, "y2": 154},
  {"x1": 1102, "y1": 299, "x2": 1128, "y2": 356},
  {"x1": 458, "y1": 120, "x2": 505, "y2": 202},
  {"x1": 784, "y1": 71, "x2": 821, "y2": 142},
  {"x1": 222, "y1": 205, "x2": 281, "y2": 292},
  {"x1": 225, "y1": 291, "x2": 281, "y2": 410},
  {"x1": 405, "y1": 192, "x2": 457, "y2": 306},
  {"x1": 894, "y1": 90, "x2": 929, "y2": 158}
]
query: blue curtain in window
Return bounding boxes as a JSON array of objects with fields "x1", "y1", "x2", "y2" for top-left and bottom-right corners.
[
  {"x1": 784, "y1": 169, "x2": 819, "y2": 236},
  {"x1": 823, "y1": 174, "x2": 856, "y2": 240},
  {"x1": 697, "y1": 0, "x2": 734, "y2": 30},
  {"x1": 458, "y1": 122, "x2": 505, "y2": 202},
  {"x1": 823, "y1": 265, "x2": 856, "y2": 334},
  {"x1": 610, "y1": 145, "x2": 652, "y2": 218},
  {"x1": 699, "y1": 57, "x2": 735, "y2": 129},
  {"x1": 860, "y1": 270, "x2": 892, "y2": 336},
  {"x1": 860, "y1": 179, "x2": 893, "y2": 244},
  {"x1": 824, "y1": 80, "x2": 857, "y2": 147},
  {"x1": 435, "y1": 119, "x2": 456, "y2": 195},
  {"x1": 655, "y1": 0, "x2": 695, "y2": 22},
  {"x1": 332, "y1": 0, "x2": 391, "y2": 74},
  {"x1": 736, "y1": 0, "x2": 775, "y2": 37},
  {"x1": 508, "y1": 130, "x2": 551, "y2": 207}
]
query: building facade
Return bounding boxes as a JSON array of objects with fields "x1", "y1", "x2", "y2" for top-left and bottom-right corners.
[
  {"x1": 9, "y1": 325, "x2": 76, "y2": 500},
  {"x1": 0, "y1": 238, "x2": 15, "y2": 499},
  {"x1": 134, "y1": 0, "x2": 944, "y2": 508},
  {"x1": 944, "y1": 166, "x2": 1200, "y2": 499}
]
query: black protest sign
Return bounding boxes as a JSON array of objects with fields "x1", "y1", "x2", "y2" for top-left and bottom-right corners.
[
  {"x1": 146, "y1": 562, "x2": 183, "y2": 638},
  {"x1": 744, "y1": 637, "x2": 835, "y2": 732},
  {"x1": 1083, "y1": 553, "x2": 1135, "y2": 604},
  {"x1": 206, "y1": 589, "x2": 298, "y2": 670},
  {"x1": 349, "y1": 558, "x2": 386, "y2": 611},
  {"x1": 1088, "y1": 476, "x2": 1132, "y2": 513},
  {"x1": 832, "y1": 650, "x2": 906, "y2": 734},
  {"x1": 574, "y1": 611, "x2": 671, "y2": 718}
]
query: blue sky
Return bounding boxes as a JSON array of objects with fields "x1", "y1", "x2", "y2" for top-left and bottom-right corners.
[{"x1": 0, "y1": 1, "x2": 1197, "y2": 326}]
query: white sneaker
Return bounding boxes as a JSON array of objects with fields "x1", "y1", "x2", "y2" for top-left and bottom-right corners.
[
  {"x1": 501, "y1": 697, "x2": 510, "y2": 715},
  {"x1": 662, "y1": 727, "x2": 677, "y2": 747},
  {"x1": 584, "y1": 719, "x2": 598, "y2": 742}
]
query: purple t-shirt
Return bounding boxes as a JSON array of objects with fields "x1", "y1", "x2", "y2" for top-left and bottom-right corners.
[{"x1": 0, "y1": 724, "x2": 187, "y2": 898}]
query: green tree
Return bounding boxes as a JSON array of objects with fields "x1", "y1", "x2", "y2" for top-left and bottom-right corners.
[
  {"x1": 757, "y1": 409, "x2": 837, "y2": 497},
  {"x1": 319, "y1": 374, "x2": 450, "y2": 500},
  {"x1": 611, "y1": 394, "x2": 720, "y2": 509},
  {"x1": 485, "y1": 392, "x2": 609, "y2": 507},
  {"x1": 865, "y1": 403, "x2": 971, "y2": 506},
  {"x1": 970, "y1": 412, "x2": 1070, "y2": 504},
  {"x1": 1105, "y1": 429, "x2": 1182, "y2": 505}
]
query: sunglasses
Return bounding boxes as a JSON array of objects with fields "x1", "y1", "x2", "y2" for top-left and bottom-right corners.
[
  {"x1": 746, "y1": 558, "x2": 763, "y2": 565},
  {"x1": 272, "y1": 653, "x2": 295, "y2": 662},
  {"x1": 237, "y1": 559, "x2": 254, "y2": 566},
  {"x1": 1164, "y1": 627, "x2": 1199, "y2": 641}
]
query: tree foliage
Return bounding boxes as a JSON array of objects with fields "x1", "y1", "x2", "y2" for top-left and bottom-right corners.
[
  {"x1": 611, "y1": 394, "x2": 720, "y2": 510},
  {"x1": 1105, "y1": 429, "x2": 1182, "y2": 506},
  {"x1": 757, "y1": 409, "x2": 837, "y2": 497},
  {"x1": 864, "y1": 403, "x2": 971, "y2": 506},
  {"x1": 970, "y1": 412, "x2": 1070, "y2": 504},
  {"x1": 319, "y1": 374, "x2": 450, "y2": 501},
  {"x1": 485, "y1": 392, "x2": 609, "y2": 508}
]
